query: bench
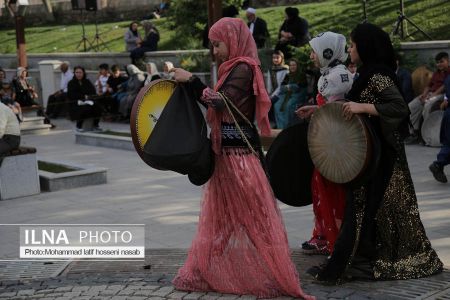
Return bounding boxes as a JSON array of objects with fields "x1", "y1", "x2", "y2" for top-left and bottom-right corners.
[{"x1": 0, "y1": 147, "x2": 41, "y2": 200}]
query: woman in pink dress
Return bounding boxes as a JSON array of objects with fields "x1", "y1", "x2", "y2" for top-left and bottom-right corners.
[{"x1": 171, "y1": 18, "x2": 314, "y2": 299}]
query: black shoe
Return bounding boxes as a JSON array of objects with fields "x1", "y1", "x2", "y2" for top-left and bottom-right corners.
[{"x1": 429, "y1": 163, "x2": 448, "y2": 183}]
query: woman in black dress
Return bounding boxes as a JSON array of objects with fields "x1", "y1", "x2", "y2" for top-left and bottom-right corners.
[{"x1": 313, "y1": 23, "x2": 443, "y2": 283}]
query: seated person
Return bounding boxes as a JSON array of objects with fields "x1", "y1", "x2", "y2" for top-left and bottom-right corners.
[
  {"x1": 144, "y1": 62, "x2": 161, "y2": 85},
  {"x1": 119, "y1": 64, "x2": 146, "y2": 120},
  {"x1": 46, "y1": 62, "x2": 73, "y2": 118},
  {"x1": 161, "y1": 61, "x2": 174, "y2": 80},
  {"x1": 274, "y1": 7, "x2": 309, "y2": 59},
  {"x1": 396, "y1": 53, "x2": 414, "y2": 103},
  {"x1": 12, "y1": 67, "x2": 39, "y2": 107},
  {"x1": 94, "y1": 63, "x2": 116, "y2": 114},
  {"x1": 124, "y1": 22, "x2": 142, "y2": 52},
  {"x1": 67, "y1": 66, "x2": 102, "y2": 132},
  {"x1": 407, "y1": 52, "x2": 450, "y2": 142},
  {"x1": 0, "y1": 81, "x2": 22, "y2": 122},
  {"x1": 273, "y1": 58, "x2": 308, "y2": 129},
  {"x1": 95, "y1": 63, "x2": 110, "y2": 96},
  {"x1": 130, "y1": 23, "x2": 159, "y2": 65},
  {"x1": 0, "y1": 101, "x2": 20, "y2": 158},
  {"x1": 106, "y1": 65, "x2": 128, "y2": 113}
]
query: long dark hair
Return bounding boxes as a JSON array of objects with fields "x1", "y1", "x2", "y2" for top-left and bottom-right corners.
[
  {"x1": 347, "y1": 23, "x2": 399, "y2": 101},
  {"x1": 350, "y1": 23, "x2": 396, "y2": 71},
  {"x1": 129, "y1": 21, "x2": 139, "y2": 37},
  {"x1": 73, "y1": 66, "x2": 87, "y2": 81}
]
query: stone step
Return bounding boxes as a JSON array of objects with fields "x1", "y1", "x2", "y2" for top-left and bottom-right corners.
[
  {"x1": 21, "y1": 116, "x2": 45, "y2": 128},
  {"x1": 20, "y1": 124, "x2": 52, "y2": 135},
  {"x1": 21, "y1": 108, "x2": 40, "y2": 118}
]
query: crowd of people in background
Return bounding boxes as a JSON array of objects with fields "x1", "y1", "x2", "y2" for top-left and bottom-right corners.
[
  {"x1": 1, "y1": 4, "x2": 449, "y2": 184},
  {"x1": 0, "y1": 58, "x2": 176, "y2": 134}
]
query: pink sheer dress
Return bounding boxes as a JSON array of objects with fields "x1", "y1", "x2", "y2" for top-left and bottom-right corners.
[{"x1": 172, "y1": 63, "x2": 315, "y2": 300}]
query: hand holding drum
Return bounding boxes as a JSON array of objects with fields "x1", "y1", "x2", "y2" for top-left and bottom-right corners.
[{"x1": 308, "y1": 101, "x2": 374, "y2": 184}]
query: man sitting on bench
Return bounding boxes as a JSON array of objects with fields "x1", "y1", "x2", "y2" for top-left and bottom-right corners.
[{"x1": 0, "y1": 101, "x2": 20, "y2": 158}]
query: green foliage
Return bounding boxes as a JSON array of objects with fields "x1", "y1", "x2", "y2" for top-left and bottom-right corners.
[
  {"x1": 291, "y1": 44, "x2": 313, "y2": 71},
  {"x1": 167, "y1": 0, "x2": 243, "y2": 49},
  {"x1": 178, "y1": 52, "x2": 211, "y2": 72}
]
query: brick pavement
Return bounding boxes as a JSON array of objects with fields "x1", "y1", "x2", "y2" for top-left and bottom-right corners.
[
  {"x1": 0, "y1": 249, "x2": 449, "y2": 300},
  {"x1": 0, "y1": 119, "x2": 449, "y2": 299}
]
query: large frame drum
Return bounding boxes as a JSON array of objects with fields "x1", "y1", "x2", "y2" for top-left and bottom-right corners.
[
  {"x1": 308, "y1": 102, "x2": 372, "y2": 184},
  {"x1": 130, "y1": 79, "x2": 177, "y2": 165}
]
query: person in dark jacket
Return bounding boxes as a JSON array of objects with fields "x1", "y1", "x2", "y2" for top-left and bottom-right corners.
[
  {"x1": 275, "y1": 7, "x2": 309, "y2": 59},
  {"x1": 246, "y1": 7, "x2": 269, "y2": 49},
  {"x1": 395, "y1": 53, "x2": 414, "y2": 103},
  {"x1": 67, "y1": 66, "x2": 102, "y2": 132}
]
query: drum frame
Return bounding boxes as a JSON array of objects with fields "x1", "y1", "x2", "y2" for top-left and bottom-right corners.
[{"x1": 130, "y1": 79, "x2": 177, "y2": 163}]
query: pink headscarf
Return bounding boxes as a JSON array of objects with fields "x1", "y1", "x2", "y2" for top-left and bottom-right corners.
[{"x1": 208, "y1": 18, "x2": 271, "y2": 149}]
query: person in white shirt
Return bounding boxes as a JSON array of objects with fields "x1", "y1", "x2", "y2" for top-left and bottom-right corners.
[
  {"x1": 46, "y1": 62, "x2": 73, "y2": 118},
  {"x1": 0, "y1": 102, "x2": 20, "y2": 157}
]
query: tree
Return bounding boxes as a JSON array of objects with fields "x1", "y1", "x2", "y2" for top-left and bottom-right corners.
[{"x1": 168, "y1": 0, "x2": 243, "y2": 49}]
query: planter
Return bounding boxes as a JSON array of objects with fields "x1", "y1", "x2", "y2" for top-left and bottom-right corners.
[
  {"x1": 75, "y1": 131, "x2": 134, "y2": 151},
  {"x1": 38, "y1": 160, "x2": 107, "y2": 192}
]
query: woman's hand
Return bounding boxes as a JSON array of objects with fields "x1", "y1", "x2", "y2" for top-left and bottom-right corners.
[
  {"x1": 171, "y1": 68, "x2": 193, "y2": 83},
  {"x1": 342, "y1": 101, "x2": 365, "y2": 120},
  {"x1": 296, "y1": 105, "x2": 317, "y2": 119}
]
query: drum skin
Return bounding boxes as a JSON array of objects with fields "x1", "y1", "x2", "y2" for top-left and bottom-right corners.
[
  {"x1": 308, "y1": 102, "x2": 371, "y2": 184},
  {"x1": 130, "y1": 79, "x2": 177, "y2": 165}
]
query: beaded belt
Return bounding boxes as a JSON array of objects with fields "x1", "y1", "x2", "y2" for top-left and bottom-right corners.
[{"x1": 221, "y1": 122, "x2": 259, "y2": 148}]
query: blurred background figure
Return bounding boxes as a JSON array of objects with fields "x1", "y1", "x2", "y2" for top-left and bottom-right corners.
[
  {"x1": 246, "y1": 7, "x2": 269, "y2": 49},
  {"x1": 124, "y1": 22, "x2": 142, "y2": 52},
  {"x1": 275, "y1": 7, "x2": 309, "y2": 59}
]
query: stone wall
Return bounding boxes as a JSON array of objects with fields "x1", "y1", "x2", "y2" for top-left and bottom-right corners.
[{"x1": 400, "y1": 41, "x2": 450, "y2": 69}]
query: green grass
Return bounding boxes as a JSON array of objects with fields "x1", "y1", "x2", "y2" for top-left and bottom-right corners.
[
  {"x1": 0, "y1": 0, "x2": 448, "y2": 54},
  {"x1": 38, "y1": 161, "x2": 78, "y2": 173}
]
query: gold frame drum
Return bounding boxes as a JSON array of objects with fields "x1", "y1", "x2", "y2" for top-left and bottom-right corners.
[
  {"x1": 130, "y1": 79, "x2": 177, "y2": 164},
  {"x1": 307, "y1": 101, "x2": 372, "y2": 184}
]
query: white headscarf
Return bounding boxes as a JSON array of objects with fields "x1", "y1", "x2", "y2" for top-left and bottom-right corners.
[
  {"x1": 127, "y1": 64, "x2": 144, "y2": 76},
  {"x1": 309, "y1": 31, "x2": 348, "y2": 74},
  {"x1": 309, "y1": 32, "x2": 353, "y2": 101},
  {"x1": 16, "y1": 67, "x2": 27, "y2": 78}
]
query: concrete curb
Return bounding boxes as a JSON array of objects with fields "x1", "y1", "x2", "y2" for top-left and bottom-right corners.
[
  {"x1": 75, "y1": 132, "x2": 134, "y2": 151},
  {"x1": 38, "y1": 159, "x2": 107, "y2": 192}
]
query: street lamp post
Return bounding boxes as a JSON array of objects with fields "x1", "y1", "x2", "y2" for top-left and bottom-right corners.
[
  {"x1": 7, "y1": 0, "x2": 29, "y2": 67},
  {"x1": 15, "y1": 14, "x2": 27, "y2": 67}
]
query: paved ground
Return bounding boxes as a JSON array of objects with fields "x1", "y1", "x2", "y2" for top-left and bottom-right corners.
[{"x1": 0, "y1": 118, "x2": 449, "y2": 299}]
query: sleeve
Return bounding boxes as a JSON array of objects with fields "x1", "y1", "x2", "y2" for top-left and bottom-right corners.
[
  {"x1": 372, "y1": 77, "x2": 410, "y2": 145},
  {"x1": 124, "y1": 31, "x2": 137, "y2": 43},
  {"x1": 200, "y1": 63, "x2": 253, "y2": 111},
  {"x1": 67, "y1": 81, "x2": 77, "y2": 101},
  {"x1": 428, "y1": 72, "x2": 438, "y2": 89}
]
